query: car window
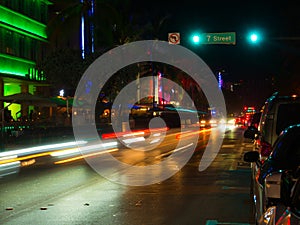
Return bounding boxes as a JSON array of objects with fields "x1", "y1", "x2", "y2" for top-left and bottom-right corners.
[
  {"x1": 276, "y1": 103, "x2": 300, "y2": 135},
  {"x1": 271, "y1": 131, "x2": 300, "y2": 169},
  {"x1": 250, "y1": 112, "x2": 261, "y2": 127},
  {"x1": 258, "y1": 105, "x2": 267, "y2": 131}
]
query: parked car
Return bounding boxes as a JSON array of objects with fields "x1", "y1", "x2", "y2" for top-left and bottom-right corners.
[
  {"x1": 250, "y1": 111, "x2": 262, "y2": 129},
  {"x1": 244, "y1": 124, "x2": 300, "y2": 224},
  {"x1": 244, "y1": 92, "x2": 300, "y2": 160},
  {"x1": 235, "y1": 116, "x2": 245, "y2": 126}
]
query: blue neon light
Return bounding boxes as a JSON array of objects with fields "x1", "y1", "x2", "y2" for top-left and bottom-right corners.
[
  {"x1": 218, "y1": 72, "x2": 222, "y2": 89},
  {"x1": 81, "y1": 16, "x2": 85, "y2": 58},
  {"x1": 80, "y1": 0, "x2": 85, "y2": 58}
]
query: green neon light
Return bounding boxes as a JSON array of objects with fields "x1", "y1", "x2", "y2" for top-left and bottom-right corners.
[
  {"x1": 0, "y1": 5, "x2": 47, "y2": 39},
  {"x1": 4, "y1": 84, "x2": 21, "y2": 120},
  {"x1": 0, "y1": 53, "x2": 35, "y2": 77},
  {"x1": 39, "y1": 0, "x2": 53, "y2": 4},
  {"x1": 0, "y1": 23, "x2": 46, "y2": 42}
]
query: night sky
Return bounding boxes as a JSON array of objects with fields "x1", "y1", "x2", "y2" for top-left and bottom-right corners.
[{"x1": 129, "y1": 0, "x2": 300, "y2": 81}]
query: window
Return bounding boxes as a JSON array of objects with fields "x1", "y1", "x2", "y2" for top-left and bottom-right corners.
[
  {"x1": 276, "y1": 103, "x2": 300, "y2": 135},
  {"x1": 1, "y1": 0, "x2": 12, "y2": 9},
  {"x1": 30, "y1": 40, "x2": 37, "y2": 61},
  {"x1": 41, "y1": 3, "x2": 47, "y2": 23},
  {"x1": 5, "y1": 30, "x2": 13, "y2": 54},
  {"x1": 19, "y1": 35, "x2": 25, "y2": 58},
  {"x1": 272, "y1": 130, "x2": 300, "y2": 169}
]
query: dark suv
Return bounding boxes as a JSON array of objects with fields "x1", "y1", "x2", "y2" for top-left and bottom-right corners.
[{"x1": 244, "y1": 92, "x2": 300, "y2": 159}]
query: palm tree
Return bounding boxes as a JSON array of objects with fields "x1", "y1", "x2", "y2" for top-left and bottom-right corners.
[
  {"x1": 47, "y1": 0, "x2": 152, "y2": 53},
  {"x1": 44, "y1": 0, "x2": 136, "y2": 92},
  {"x1": 45, "y1": 0, "x2": 174, "y2": 102}
]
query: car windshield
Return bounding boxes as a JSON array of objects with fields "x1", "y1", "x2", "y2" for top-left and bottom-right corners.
[{"x1": 276, "y1": 103, "x2": 300, "y2": 135}]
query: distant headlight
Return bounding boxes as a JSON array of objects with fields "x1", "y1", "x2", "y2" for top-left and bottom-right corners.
[
  {"x1": 200, "y1": 120, "x2": 206, "y2": 127},
  {"x1": 210, "y1": 119, "x2": 217, "y2": 127},
  {"x1": 219, "y1": 119, "x2": 226, "y2": 124}
]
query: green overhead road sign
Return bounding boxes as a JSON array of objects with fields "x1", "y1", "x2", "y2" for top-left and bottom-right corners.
[{"x1": 201, "y1": 32, "x2": 236, "y2": 45}]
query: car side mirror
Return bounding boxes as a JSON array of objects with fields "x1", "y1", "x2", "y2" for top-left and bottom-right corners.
[
  {"x1": 244, "y1": 126, "x2": 258, "y2": 139},
  {"x1": 243, "y1": 151, "x2": 260, "y2": 162}
]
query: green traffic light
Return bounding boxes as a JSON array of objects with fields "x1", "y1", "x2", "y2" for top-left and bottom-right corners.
[
  {"x1": 250, "y1": 34, "x2": 258, "y2": 42},
  {"x1": 247, "y1": 30, "x2": 263, "y2": 44},
  {"x1": 191, "y1": 33, "x2": 201, "y2": 45},
  {"x1": 193, "y1": 35, "x2": 200, "y2": 43}
]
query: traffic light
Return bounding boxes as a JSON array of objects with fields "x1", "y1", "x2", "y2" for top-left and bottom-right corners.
[
  {"x1": 190, "y1": 33, "x2": 202, "y2": 45},
  {"x1": 247, "y1": 31, "x2": 263, "y2": 44},
  {"x1": 250, "y1": 33, "x2": 258, "y2": 42}
]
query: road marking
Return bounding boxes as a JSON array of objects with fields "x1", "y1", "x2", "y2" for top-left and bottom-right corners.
[
  {"x1": 221, "y1": 144, "x2": 235, "y2": 148},
  {"x1": 222, "y1": 186, "x2": 250, "y2": 191},
  {"x1": 205, "y1": 220, "x2": 250, "y2": 225},
  {"x1": 228, "y1": 144, "x2": 252, "y2": 171},
  {"x1": 155, "y1": 143, "x2": 194, "y2": 158}
]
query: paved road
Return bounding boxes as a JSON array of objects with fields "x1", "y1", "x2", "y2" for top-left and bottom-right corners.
[{"x1": 0, "y1": 126, "x2": 255, "y2": 225}]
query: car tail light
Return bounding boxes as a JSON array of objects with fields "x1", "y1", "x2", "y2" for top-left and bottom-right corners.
[{"x1": 260, "y1": 141, "x2": 273, "y2": 158}]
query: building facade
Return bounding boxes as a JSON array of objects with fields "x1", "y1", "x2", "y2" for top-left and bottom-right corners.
[{"x1": 0, "y1": 0, "x2": 52, "y2": 121}]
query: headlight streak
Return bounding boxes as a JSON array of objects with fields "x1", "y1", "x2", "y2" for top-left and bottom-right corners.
[
  {"x1": 176, "y1": 128, "x2": 212, "y2": 139},
  {"x1": 0, "y1": 152, "x2": 54, "y2": 165},
  {"x1": 0, "y1": 161, "x2": 20, "y2": 177},
  {"x1": 0, "y1": 155, "x2": 17, "y2": 161},
  {"x1": 0, "y1": 140, "x2": 118, "y2": 168},
  {"x1": 50, "y1": 142, "x2": 118, "y2": 158},
  {"x1": 0, "y1": 161, "x2": 20, "y2": 169},
  {"x1": 149, "y1": 138, "x2": 161, "y2": 144},
  {"x1": 78, "y1": 141, "x2": 118, "y2": 153},
  {"x1": 122, "y1": 137, "x2": 145, "y2": 144},
  {"x1": 122, "y1": 131, "x2": 145, "y2": 137},
  {"x1": 50, "y1": 148, "x2": 80, "y2": 157},
  {"x1": 101, "y1": 128, "x2": 168, "y2": 150},
  {"x1": 51, "y1": 141, "x2": 119, "y2": 165},
  {"x1": 54, "y1": 148, "x2": 119, "y2": 165},
  {"x1": 0, "y1": 140, "x2": 87, "y2": 158}
]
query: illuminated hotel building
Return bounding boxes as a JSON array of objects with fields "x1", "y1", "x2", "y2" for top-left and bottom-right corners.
[{"x1": 0, "y1": 0, "x2": 52, "y2": 120}]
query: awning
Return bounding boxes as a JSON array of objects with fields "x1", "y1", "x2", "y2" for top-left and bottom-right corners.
[{"x1": 49, "y1": 97, "x2": 89, "y2": 107}]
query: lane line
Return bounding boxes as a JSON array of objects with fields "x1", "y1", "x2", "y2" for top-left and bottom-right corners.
[{"x1": 205, "y1": 220, "x2": 250, "y2": 225}]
